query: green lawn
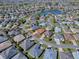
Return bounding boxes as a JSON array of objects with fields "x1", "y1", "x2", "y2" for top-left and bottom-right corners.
[
  {"x1": 63, "y1": 48, "x2": 69, "y2": 52},
  {"x1": 61, "y1": 40, "x2": 73, "y2": 45},
  {"x1": 76, "y1": 40, "x2": 79, "y2": 46},
  {"x1": 63, "y1": 48, "x2": 76, "y2": 52}
]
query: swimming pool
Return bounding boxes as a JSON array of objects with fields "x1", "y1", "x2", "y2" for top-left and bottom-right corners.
[{"x1": 40, "y1": 10, "x2": 63, "y2": 16}]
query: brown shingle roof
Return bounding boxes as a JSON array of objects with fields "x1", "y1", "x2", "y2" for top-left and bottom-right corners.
[
  {"x1": 64, "y1": 33, "x2": 75, "y2": 40},
  {"x1": 0, "y1": 41, "x2": 12, "y2": 52}
]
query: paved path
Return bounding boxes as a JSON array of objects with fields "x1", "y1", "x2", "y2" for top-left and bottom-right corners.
[{"x1": 37, "y1": 39, "x2": 79, "y2": 48}]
